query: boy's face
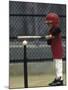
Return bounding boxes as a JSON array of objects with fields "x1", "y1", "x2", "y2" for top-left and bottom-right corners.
[{"x1": 45, "y1": 20, "x2": 53, "y2": 29}]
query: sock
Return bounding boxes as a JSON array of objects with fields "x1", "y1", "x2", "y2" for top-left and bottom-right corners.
[{"x1": 54, "y1": 59, "x2": 63, "y2": 80}]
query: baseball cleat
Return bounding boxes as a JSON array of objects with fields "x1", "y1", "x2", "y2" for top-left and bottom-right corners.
[{"x1": 48, "y1": 77, "x2": 63, "y2": 86}]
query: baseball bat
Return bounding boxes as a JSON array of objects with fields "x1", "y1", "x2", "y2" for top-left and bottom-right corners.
[{"x1": 17, "y1": 36, "x2": 46, "y2": 39}]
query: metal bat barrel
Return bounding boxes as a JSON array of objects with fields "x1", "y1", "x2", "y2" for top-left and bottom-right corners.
[{"x1": 17, "y1": 36, "x2": 42, "y2": 39}]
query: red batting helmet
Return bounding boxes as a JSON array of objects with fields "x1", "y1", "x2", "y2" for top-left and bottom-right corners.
[{"x1": 45, "y1": 12, "x2": 60, "y2": 27}]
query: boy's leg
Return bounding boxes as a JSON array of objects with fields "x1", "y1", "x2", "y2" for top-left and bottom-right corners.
[
  {"x1": 54, "y1": 59, "x2": 63, "y2": 80},
  {"x1": 49, "y1": 59, "x2": 63, "y2": 86}
]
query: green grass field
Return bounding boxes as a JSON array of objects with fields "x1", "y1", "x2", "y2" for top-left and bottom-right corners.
[
  {"x1": 9, "y1": 73, "x2": 66, "y2": 89},
  {"x1": 9, "y1": 61, "x2": 66, "y2": 89}
]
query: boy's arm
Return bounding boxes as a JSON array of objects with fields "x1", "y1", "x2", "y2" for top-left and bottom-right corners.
[{"x1": 45, "y1": 28, "x2": 61, "y2": 39}]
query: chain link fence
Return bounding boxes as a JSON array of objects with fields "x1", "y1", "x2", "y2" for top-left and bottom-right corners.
[{"x1": 9, "y1": 1, "x2": 66, "y2": 62}]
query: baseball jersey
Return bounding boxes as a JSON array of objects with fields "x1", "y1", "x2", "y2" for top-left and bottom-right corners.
[{"x1": 47, "y1": 27, "x2": 64, "y2": 59}]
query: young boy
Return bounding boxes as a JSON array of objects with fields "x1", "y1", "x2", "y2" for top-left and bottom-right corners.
[{"x1": 44, "y1": 12, "x2": 64, "y2": 86}]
